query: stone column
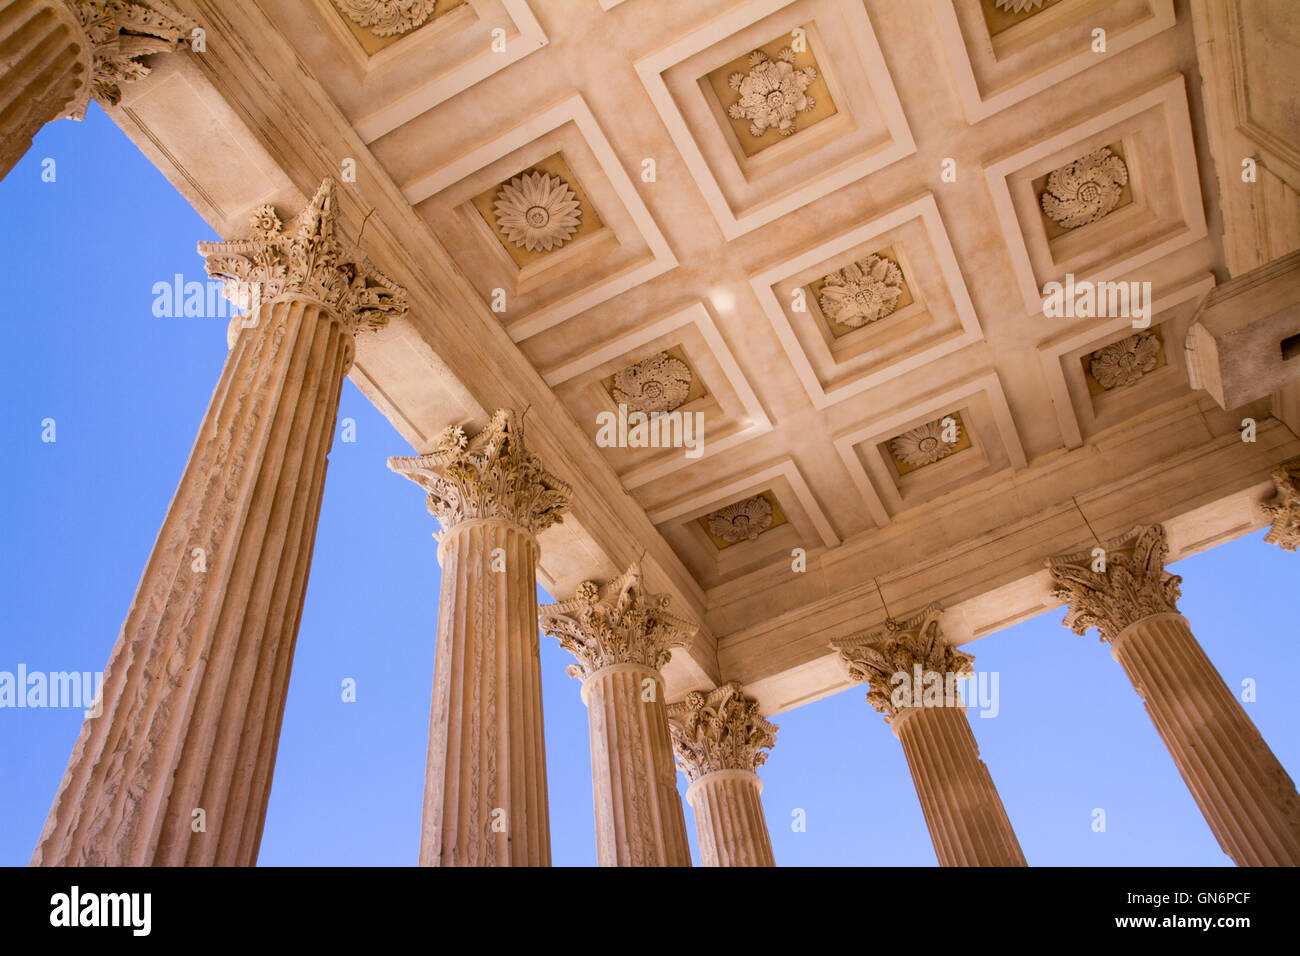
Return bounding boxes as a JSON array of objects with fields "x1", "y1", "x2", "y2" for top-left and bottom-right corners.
[
  {"x1": 1049, "y1": 524, "x2": 1300, "y2": 866},
  {"x1": 831, "y1": 604, "x2": 1027, "y2": 867},
  {"x1": 0, "y1": 0, "x2": 194, "y2": 180},
  {"x1": 32, "y1": 180, "x2": 406, "y2": 866},
  {"x1": 390, "y1": 411, "x2": 570, "y2": 867},
  {"x1": 668, "y1": 682, "x2": 777, "y2": 867},
  {"x1": 540, "y1": 564, "x2": 695, "y2": 866},
  {"x1": 1262, "y1": 457, "x2": 1300, "y2": 551}
]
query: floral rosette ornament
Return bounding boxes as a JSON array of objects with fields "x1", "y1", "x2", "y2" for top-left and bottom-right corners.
[{"x1": 726, "y1": 48, "x2": 818, "y2": 138}]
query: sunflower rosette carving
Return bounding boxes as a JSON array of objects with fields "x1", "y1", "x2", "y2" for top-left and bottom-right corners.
[
  {"x1": 890, "y1": 418, "x2": 960, "y2": 468},
  {"x1": 493, "y1": 171, "x2": 583, "y2": 253}
]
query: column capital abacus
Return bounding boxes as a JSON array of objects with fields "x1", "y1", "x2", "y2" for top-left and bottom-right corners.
[
  {"x1": 199, "y1": 178, "x2": 408, "y2": 337},
  {"x1": 539, "y1": 563, "x2": 696, "y2": 680},
  {"x1": 667, "y1": 681, "x2": 777, "y2": 783},
  {"x1": 1047, "y1": 524, "x2": 1182, "y2": 644},
  {"x1": 1263, "y1": 457, "x2": 1300, "y2": 551},
  {"x1": 389, "y1": 408, "x2": 571, "y2": 537},
  {"x1": 829, "y1": 603, "x2": 973, "y2": 720},
  {"x1": 63, "y1": 0, "x2": 197, "y2": 118}
]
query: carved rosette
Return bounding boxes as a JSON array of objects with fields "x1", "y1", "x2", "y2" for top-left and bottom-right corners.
[
  {"x1": 611, "y1": 352, "x2": 692, "y2": 413},
  {"x1": 1047, "y1": 524, "x2": 1182, "y2": 643},
  {"x1": 890, "y1": 417, "x2": 959, "y2": 468},
  {"x1": 1263, "y1": 458, "x2": 1300, "y2": 551},
  {"x1": 667, "y1": 682, "x2": 777, "y2": 783},
  {"x1": 493, "y1": 170, "x2": 582, "y2": 253},
  {"x1": 1040, "y1": 147, "x2": 1129, "y2": 229},
  {"x1": 726, "y1": 48, "x2": 817, "y2": 138},
  {"x1": 389, "y1": 408, "x2": 571, "y2": 537},
  {"x1": 818, "y1": 255, "x2": 904, "y2": 329},
  {"x1": 1090, "y1": 331, "x2": 1160, "y2": 389},
  {"x1": 332, "y1": 0, "x2": 438, "y2": 37},
  {"x1": 65, "y1": 0, "x2": 197, "y2": 115},
  {"x1": 829, "y1": 604, "x2": 973, "y2": 720},
  {"x1": 706, "y1": 495, "x2": 773, "y2": 543},
  {"x1": 539, "y1": 564, "x2": 698, "y2": 680},
  {"x1": 199, "y1": 179, "x2": 408, "y2": 336}
]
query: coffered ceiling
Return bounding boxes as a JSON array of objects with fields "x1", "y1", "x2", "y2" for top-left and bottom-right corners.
[{"x1": 109, "y1": 0, "x2": 1299, "y2": 713}]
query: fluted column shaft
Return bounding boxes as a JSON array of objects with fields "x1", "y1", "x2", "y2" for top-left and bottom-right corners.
[
  {"x1": 1111, "y1": 613, "x2": 1300, "y2": 866},
  {"x1": 0, "y1": 0, "x2": 88, "y2": 178},
  {"x1": 540, "y1": 564, "x2": 696, "y2": 866},
  {"x1": 891, "y1": 704, "x2": 1027, "y2": 867},
  {"x1": 33, "y1": 294, "x2": 353, "y2": 866},
  {"x1": 422, "y1": 517, "x2": 549, "y2": 866},
  {"x1": 391, "y1": 409, "x2": 570, "y2": 867},
  {"x1": 1049, "y1": 524, "x2": 1300, "y2": 866},
  {"x1": 831, "y1": 603, "x2": 1025, "y2": 867},
  {"x1": 580, "y1": 662, "x2": 690, "y2": 866},
  {"x1": 685, "y1": 769, "x2": 773, "y2": 867}
]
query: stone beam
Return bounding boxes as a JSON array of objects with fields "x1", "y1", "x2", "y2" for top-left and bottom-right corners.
[{"x1": 1186, "y1": 251, "x2": 1300, "y2": 409}]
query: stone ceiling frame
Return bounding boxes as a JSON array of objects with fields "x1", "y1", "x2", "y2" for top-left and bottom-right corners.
[{"x1": 94, "y1": 0, "x2": 1300, "y2": 716}]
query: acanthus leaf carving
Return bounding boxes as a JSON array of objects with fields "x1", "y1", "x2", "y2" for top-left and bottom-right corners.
[
  {"x1": 817, "y1": 254, "x2": 905, "y2": 329},
  {"x1": 1040, "y1": 146, "x2": 1129, "y2": 229},
  {"x1": 706, "y1": 495, "x2": 773, "y2": 544},
  {"x1": 198, "y1": 179, "x2": 408, "y2": 337},
  {"x1": 65, "y1": 0, "x2": 197, "y2": 115},
  {"x1": 1262, "y1": 457, "x2": 1300, "y2": 552},
  {"x1": 667, "y1": 681, "x2": 777, "y2": 783},
  {"x1": 829, "y1": 604, "x2": 972, "y2": 720},
  {"x1": 388, "y1": 408, "x2": 571, "y2": 536},
  {"x1": 539, "y1": 564, "x2": 697, "y2": 680},
  {"x1": 611, "y1": 352, "x2": 692, "y2": 413},
  {"x1": 1090, "y1": 331, "x2": 1161, "y2": 389},
  {"x1": 331, "y1": 0, "x2": 439, "y2": 37},
  {"x1": 1047, "y1": 524, "x2": 1182, "y2": 643},
  {"x1": 726, "y1": 48, "x2": 817, "y2": 138}
]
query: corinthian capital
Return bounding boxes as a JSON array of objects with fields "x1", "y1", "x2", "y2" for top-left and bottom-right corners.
[
  {"x1": 65, "y1": 0, "x2": 197, "y2": 115},
  {"x1": 1263, "y1": 457, "x2": 1300, "y2": 552},
  {"x1": 667, "y1": 682, "x2": 777, "y2": 783},
  {"x1": 198, "y1": 179, "x2": 408, "y2": 334},
  {"x1": 539, "y1": 564, "x2": 696, "y2": 680},
  {"x1": 829, "y1": 604, "x2": 972, "y2": 719},
  {"x1": 1047, "y1": 524, "x2": 1182, "y2": 643},
  {"x1": 389, "y1": 408, "x2": 571, "y2": 535}
]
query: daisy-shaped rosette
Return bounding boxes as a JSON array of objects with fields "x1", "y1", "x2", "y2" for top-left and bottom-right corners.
[
  {"x1": 1040, "y1": 147, "x2": 1129, "y2": 230},
  {"x1": 817, "y1": 256, "x2": 905, "y2": 329},
  {"x1": 890, "y1": 418, "x2": 960, "y2": 469},
  {"x1": 492, "y1": 171, "x2": 583, "y2": 253},
  {"x1": 1089, "y1": 332, "x2": 1161, "y2": 389},
  {"x1": 727, "y1": 48, "x2": 818, "y2": 138}
]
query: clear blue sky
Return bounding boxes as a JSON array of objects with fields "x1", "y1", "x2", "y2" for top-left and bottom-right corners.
[{"x1": 2, "y1": 104, "x2": 1296, "y2": 867}]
